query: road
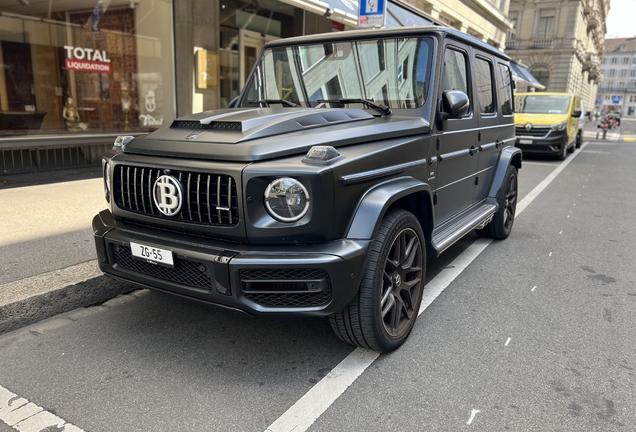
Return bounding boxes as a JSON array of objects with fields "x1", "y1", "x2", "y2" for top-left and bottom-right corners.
[{"x1": 1, "y1": 121, "x2": 636, "y2": 431}]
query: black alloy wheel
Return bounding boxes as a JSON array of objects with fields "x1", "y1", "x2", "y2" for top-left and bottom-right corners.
[
  {"x1": 329, "y1": 209, "x2": 425, "y2": 352},
  {"x1": 477, "y1": 165, "x2": 518, "y2": 240}
]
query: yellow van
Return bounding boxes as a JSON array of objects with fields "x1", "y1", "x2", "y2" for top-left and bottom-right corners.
[{"x1": 514, "y1": 92, "x2": 584, "y2": 160}]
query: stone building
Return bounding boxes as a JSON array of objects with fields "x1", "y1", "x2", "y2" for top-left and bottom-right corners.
[
  {"x1": 504, "y1": 0, "x2": 609, "y2": 111},
  {"x1": 597, "y1": 38, "x2": 636, "y2": 117}
]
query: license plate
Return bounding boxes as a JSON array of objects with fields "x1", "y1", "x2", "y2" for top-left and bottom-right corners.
[
  {"x1": 519, "y1": 139, "x2": 533, "y2": 144},
  {"x1": 130, "y1": 242, "x2": 174, "y2": 267}
]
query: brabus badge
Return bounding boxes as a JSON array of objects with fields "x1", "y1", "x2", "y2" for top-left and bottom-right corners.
[
  {"x1": 524, "y1": 123, "x2": 533, "y2": 132},
  {"x1": 185, "y1": 132, "x2": 203, "y2": 140}
]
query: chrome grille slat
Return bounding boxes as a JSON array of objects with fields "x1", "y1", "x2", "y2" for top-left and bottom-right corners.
[
  {"x1": 133, "y1": 167, "x2": 139, "y2": 211},
  {"x1": 217, "y1": 176, "x2": 221, "y2": 223},
  {"x1": 114, "y1": 165, "x2": 238, "y2": 226},
  {"x1": 207, "y1": 175, "x2": 212, "y2": 223},
  {"x1": 140, "y1": 168, "x2": 146, "y2": 212}
]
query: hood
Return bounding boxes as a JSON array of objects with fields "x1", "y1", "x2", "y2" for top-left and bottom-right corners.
[
  {"x1": 514, "y1": 112, "x2": 569, "y2": 127},
  {"x1": 124, "y1": 108, "x2": 430, "y2": 162}
]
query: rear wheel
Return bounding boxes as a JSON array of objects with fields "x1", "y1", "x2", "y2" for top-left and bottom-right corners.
[
  {"x1": 476, "y1": 165, "x2": 518, "y2": 240},
  {"x1": 575, "y1": 131, "x2": 582, "y2": 148},
  {"x1": 329, "y1": 209, "x2": 425, "y2": 352}
]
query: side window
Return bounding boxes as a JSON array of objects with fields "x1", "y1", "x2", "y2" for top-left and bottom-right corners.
[
  {"x1": 475, "y1": 57, "x2": 495, "y2": 115},
  {"x1": 442, "y1": 48, "x2": 469, "y2": 95},
  {"x1": 497, "y1": 63, "x2": 513, "y2": 115}
]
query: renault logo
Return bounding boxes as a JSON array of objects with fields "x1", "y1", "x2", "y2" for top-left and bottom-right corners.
[
  {"x1": 153, "y1": 175, "x2": 183, "y2": 216},
  {"x1": 524, "y1": 123, "x2": 533, "y2": 131}
]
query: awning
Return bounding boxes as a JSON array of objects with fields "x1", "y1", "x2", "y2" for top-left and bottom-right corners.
[
  {"x1": 279, "y1": 0, "x2": 435, "y2": 28},
  {"x1": 510, "y1": 61, "x2": 545, "y2": 91}
]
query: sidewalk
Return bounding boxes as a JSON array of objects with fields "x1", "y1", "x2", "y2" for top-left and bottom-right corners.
[{"x1": 0, "y1": 171, "x2": 135, "y2": 334}]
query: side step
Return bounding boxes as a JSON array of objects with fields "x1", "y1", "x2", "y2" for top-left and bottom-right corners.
[{"x1": 431, "y1": 203, "x2": 497, "y2": 254}]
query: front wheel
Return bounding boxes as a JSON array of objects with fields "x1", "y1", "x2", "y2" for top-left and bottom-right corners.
[
  {"x1": 476, "y1": 165, "x2": 518, "y2": 240},
  {"x1": 575, "y1": 131, "x2": 582, "y2": 148},
  {"x1": 329, "y1": 209, "x2": 426, "y2": 352}
]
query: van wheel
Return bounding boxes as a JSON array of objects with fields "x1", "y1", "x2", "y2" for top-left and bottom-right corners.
[
  {"x1": 558, "y1": 142, "x2": 568, "y2": 160},
  {"x1": 575, "y1": 131, "x2": 582, "y2": 148},
  {"x1": 476, "y1": 165, "x2": 517, "y2": 240},
  {"x1": 567, "y1": 139, "x2": 575, "y2": 153},
  {"x1": 329, "y1": 209, "x2": 425, "y2": 352}
]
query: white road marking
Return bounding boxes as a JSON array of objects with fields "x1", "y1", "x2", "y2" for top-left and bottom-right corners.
[
  {"x1": 505, "y1": 337, "x2": 511, "y2": 347},
  {"x1": 559, "y1": 231, "x2": 563, "y2": 234},
  {"x1": 467, "y1": 409, "x2": 481, "y2": 425},
  {"x1": 532, "y1": 286, "x2": 537, "y2": 292},
  {"x1": 264, "y1": 141, "x2": 588, "y2": 432},
  {"x1": 0, "y1": 385, "x2": 83, "y2": 431},
  {"x1": 549, "y1": 252, "x2": 552, "y2": 257}
]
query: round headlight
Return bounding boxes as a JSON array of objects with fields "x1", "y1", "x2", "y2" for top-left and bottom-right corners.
[{"x1": 264, "y1": 177, "x2": 310, "y2": 222}]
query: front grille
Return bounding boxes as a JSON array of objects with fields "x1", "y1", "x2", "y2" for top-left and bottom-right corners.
[
  {"x1": 113, "y1": 165, "x2": 239, "y2": 226},
  {"x1": 113, "y1": 245, "x2": 212, "y2": 290},
  {"x1": 240, "y1": 268, "x2": 332, "y2": 308},
  {"x1": 515, "y1": 126, "x2": 550, "y2": 137},
  {"x1": 170, "y1": 120, "x2": 242, "y2": 131}
]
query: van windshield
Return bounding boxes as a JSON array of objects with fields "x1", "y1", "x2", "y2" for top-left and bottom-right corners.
[
  {"x1": 515, "y1": 95, "x2": 571, "y2": 114},
  {"x1": 240, "y1": 37, "x2": 433, "y2": 110}
]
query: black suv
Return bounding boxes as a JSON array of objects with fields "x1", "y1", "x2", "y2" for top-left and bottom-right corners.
[{"x1": 93, "y1": 27, "x2": 520, "y2": 352}]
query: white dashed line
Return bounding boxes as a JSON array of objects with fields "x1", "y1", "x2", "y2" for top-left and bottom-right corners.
[
  {"x1": 549, "y1": 252, "x2": 552, "y2": 257},
  {"x1": 0, "y1": 385, "x2": 83, "y2": 432},
  {"x1": 467, "y1": 409, "x2": 481, "y2": 425},
  {"x1": 532, "y1": 286, "x2": 537, "y2": 292},
  {"x1": 505, "y1": 337, "x2": 511, "y2": 347}
]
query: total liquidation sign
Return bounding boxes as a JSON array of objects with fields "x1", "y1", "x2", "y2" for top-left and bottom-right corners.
[{"x1": 64, "y1": 45, "x2": 111, "y2": 73}]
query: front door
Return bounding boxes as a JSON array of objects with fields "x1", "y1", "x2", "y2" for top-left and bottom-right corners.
[{"x1": 433, "y1": 43, "x2": 480, "y2": 223}]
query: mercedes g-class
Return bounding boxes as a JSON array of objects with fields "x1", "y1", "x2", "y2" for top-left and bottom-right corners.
[{"x1": 93, "y1": 27, "x2": 521, "y2": 352}]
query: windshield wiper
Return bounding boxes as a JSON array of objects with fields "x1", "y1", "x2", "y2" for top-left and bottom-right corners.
[
  {"x1": 316, "y1": 98, "x2": 392, "y2": 116},
  {"x1": 251, "y1": 99, "x2": 300, "y2": 108}
]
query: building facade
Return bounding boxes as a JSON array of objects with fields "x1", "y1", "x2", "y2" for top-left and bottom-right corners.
[
  {"x1": 504, "y1": 0, "x2": 609, "y2": 112},
  {"x1": 598, "y1": 38, "x2": 636, "y2": 117}
]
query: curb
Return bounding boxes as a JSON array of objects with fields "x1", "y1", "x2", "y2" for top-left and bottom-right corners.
[{"x1": 0, "y1": 262, "x2": 135, "y2": 335}]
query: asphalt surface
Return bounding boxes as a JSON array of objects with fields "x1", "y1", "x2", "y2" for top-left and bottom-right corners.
[{"x1": 0, "y1": 119, "x2": 635, "y2": 431}]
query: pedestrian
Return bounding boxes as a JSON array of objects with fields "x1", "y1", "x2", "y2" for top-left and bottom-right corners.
[{"x1": 596, "y1": 115, "x2": 609, "y2": 139}]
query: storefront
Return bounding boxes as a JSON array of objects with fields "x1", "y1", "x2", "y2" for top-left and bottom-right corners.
[{"x1": 0, "y1": 0, "x2": 174, "y2": 138}]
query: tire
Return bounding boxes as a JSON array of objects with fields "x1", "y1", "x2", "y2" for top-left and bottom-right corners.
[
  {"x1": 567, "y1": 139, "x2": 575, "y2": 153},
  {"x1": 329, "y1": 209, "x2": 426, "y2": 352},
  {"x1": 575, "y1": 130, "x2": 582, "y2": 148},
  {"x1": 476, "y1": 165, "x2": 518, "y2": 240},
  {"x1": 557, "y1": 141, "x2": 568, "y2": 160}
]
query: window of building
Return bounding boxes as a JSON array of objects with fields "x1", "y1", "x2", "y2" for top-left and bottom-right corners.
[
  {"x1": 631, "y1": 70, "x2": 636, "y2": 77},
  {"x1": 536, "y1": 10, "x2": 555, "y2": 39},
  {"x1": 530, "y1": 65, "x2": 550, "y2": 89},
  {"x1": 621, "y1": 69, "x2": 628, "y2": 77},
  {"x1": 602, "y1": 58, "x2": 607, "y2": 64},
  {"x1": 611, "y1": 58, "x2": 618, "y2": 64},
  {"x1": 508, "y1": 15, "x2": 517, "y2": 40},
  {"x1": 633, "y1": 57, "x2": 636, "y2": 64},
  {"x1": 631, "y1": 81, "x2": 636, "y2": 89},
  {"x1": 622, "y1": 57, "x2": 629, "y2": 64},
  {"x1": 619, "y1": 44, "x2": 626, "y2": 51},
  {"x1": 475, "y1": 57, "x2": 495, "y2": 114},
  {"x1": 609, "y1": 69, "x2": 616, "y2": 77},
  {"x1": 619, "y1": 81, "x2": 625, "y2": 90},
  {"x1": 0, "y1": 1, "x2": 174, "y2": 136}
]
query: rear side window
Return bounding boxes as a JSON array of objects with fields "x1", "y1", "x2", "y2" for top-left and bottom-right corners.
[
  {"x1": 497, "y1": 63, "x2": 513, "y2": 115},
  {"x1": 475, "y1": 57, "x2": 495, "y2": 114}
]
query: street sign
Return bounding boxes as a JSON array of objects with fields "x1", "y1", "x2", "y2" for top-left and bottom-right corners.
[
  {"x1": 358, "y1": 0, "x2": 386, "y2": 28},
  {"x1": 612, "y1": 95, "x2": 622, "y2": 105}
]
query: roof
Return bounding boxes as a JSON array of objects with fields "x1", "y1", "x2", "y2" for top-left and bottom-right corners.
[
  {"x1": 604, "y1": 37, "x2": 636, "y2": 53},
  {"x1": 265, "y1": 27, "x2": 509, "y2": 60}
]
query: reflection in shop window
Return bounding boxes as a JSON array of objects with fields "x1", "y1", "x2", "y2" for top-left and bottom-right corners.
[{"x1": 0, "y1": 1, "x2": 174, "y2": 136}]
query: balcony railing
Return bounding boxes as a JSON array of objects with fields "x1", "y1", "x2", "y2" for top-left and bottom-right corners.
[{"x1": 532, "y1": 39, "x2": 555, "y2": 49}]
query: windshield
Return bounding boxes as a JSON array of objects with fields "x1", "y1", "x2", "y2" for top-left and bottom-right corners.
[
  {"x1": 515, "y1": 95, "x2": 572, "y2": 114},
  {"x1": 240, "y1": 37, "x2": 433, "y2": 110}
]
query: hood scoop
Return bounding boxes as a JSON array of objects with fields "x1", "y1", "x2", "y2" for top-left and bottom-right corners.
[{"x1": 170, "y1": 120, "x2": 243, "y2": 131}]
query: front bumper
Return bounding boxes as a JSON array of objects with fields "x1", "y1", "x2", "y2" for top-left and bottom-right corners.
[
  {"x1": 93, "y1": 210, "x2": 369, "y2": 316},
  {"x1": 515, "y1": 130, "x2": 568, "y2": 155}
]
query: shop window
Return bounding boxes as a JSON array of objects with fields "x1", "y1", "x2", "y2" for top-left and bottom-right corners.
[
  {"x1": 530, "y1": 66, "x2": 550, "y2": 89},
  {"x1": 535, "y1": 10, "x2": 555, "y2": 39},
  {"x1": 0, "y1": 1, "x2": 174, "y2": 136}
]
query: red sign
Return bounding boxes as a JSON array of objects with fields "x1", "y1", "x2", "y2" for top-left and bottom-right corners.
[
  {"x1": 332, "y1": 21, "x2": 345, "y2": 32},
  {"x1": 65, "y1": 59, "x2": 111, "y2": 73}
]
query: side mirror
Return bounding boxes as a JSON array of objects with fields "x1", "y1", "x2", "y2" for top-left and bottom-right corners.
[
  {"x1": 572, "y1": 110, "x2": 582, "y2": 118},
  {"x1": 442, "y1": 90, "x2": 470, "y2": 117}
]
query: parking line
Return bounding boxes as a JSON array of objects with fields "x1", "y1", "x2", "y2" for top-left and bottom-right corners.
[{"x1": 265, "y1": 141, "x2": 589, "y2": 432}]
